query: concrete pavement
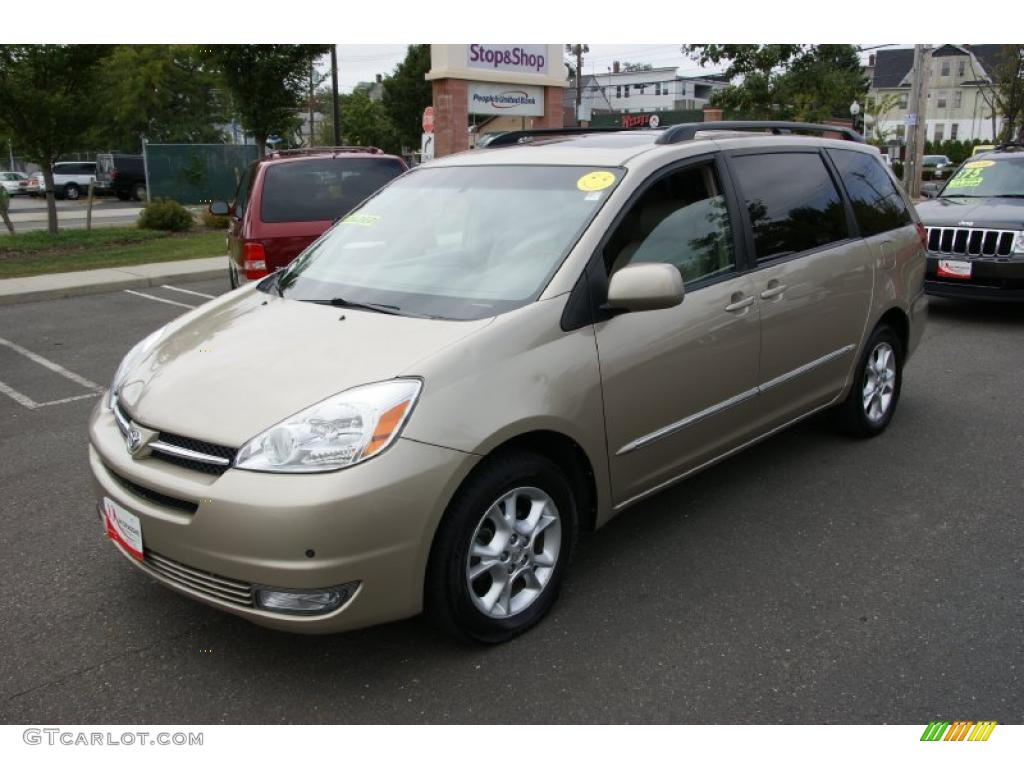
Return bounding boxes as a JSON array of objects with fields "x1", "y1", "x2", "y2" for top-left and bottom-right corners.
[{"x1": 0, "y1": 257, "x2": 226, "y2": 306}]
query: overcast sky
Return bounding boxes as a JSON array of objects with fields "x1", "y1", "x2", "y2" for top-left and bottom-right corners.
[{"x1": 333, "y1": 44, "x2": 900, "y2": 93}]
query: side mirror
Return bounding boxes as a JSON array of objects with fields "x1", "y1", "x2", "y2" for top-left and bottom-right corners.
[
  {"x1": 209, "y1": 200, "x2": 230, "y2": 216},
  {"x1": 606, "y1": 263, "x2": 684, "y2": 313}
]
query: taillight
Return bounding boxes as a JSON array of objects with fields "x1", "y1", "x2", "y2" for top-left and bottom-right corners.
[
  {"x1": 242, "y1": 242, "x2": 268, "y2": 280},
  {"x1": 110, "y1": 170, "x2": 118, "y2": 181},
  {"x1": 916, "y1": 222, "x2": 927, "y2": 249}
]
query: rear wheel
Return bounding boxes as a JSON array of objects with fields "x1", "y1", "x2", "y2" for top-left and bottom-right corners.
[
  {"x1": 228, "y1": 261, "x2": 239, "y2": 289},
  {"x1": 132, "y1": 183, "x2": 146, "y2": 202},
  {"x1": 425, "y1": 452, "x2": 577, "y2": 643},
  {"x1": 831, "y1": 324, "x2": 903, "y2": 438}
]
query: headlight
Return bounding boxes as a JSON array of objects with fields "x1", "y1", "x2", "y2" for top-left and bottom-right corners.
[
  {"x1": 106, "y1": 328, "x2": 165, "y2": 409},
  {"x1": 234, "y1": 379, "x2": 422, "y2": 473},
  {"x1": 1014, "y1": 232, "x2": 1024, "y2": 255}
]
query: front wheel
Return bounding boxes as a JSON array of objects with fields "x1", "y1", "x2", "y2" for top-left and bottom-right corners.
[
  {"x1": 831, "y1": 324, "x2": 903, "y2": 438},
  {"x1": 63, "y1": 183, "x2": 80, "y2": 200},
  {"x1": 425, "y1": 452, "x2": 577, "y2": 643},
  {"x1": 132, "y1": 183, "x2": 146, "y2": 202}
]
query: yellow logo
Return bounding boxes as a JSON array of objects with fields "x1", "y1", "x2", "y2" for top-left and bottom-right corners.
[{"x1": 577, "y1": 171, "x2": 616, "y2": 193}]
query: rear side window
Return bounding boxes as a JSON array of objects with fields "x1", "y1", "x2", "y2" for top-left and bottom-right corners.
[
  {"x1": 828, "y1": 149, "x2": 912, "y2": 236},
  {"x1": 731, "y1": 152, "x2": 849, "y2": 260},
  {"x1": 232, "y1": 165, "x2": 255, "y2": 217},
  {"x1": 260, "y1": 158, "x2": 405, "y2": 223}
]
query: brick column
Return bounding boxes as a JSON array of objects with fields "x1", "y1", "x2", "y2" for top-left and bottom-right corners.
[
  {"x1": 702, "y1": 106, "x2": 723, "y2": 122},
  {"x1": 532, "y1": 86, "x2": 566, "y2": 129},
  {"x1": 432, "y1": 79, "x2": 469, "y2": 158}
]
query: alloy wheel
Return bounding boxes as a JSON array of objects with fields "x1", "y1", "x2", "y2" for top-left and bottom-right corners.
[
  {"x1": 862, "y1": 341, "x2": 896, "y2": 423},
  {"x1": 466, "y1": 486, "x2": 562, "y2": 619}
]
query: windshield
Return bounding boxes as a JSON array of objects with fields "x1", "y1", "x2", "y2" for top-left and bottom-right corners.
[
  {"x1": 273, "y1": 164, "x2": 624, "y2": 320},
  {"x1": 940, "y1": 158, "x2": 1024, "y2": 198}
]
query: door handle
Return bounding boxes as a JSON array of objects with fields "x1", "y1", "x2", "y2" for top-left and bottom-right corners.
[
  {"x1": 760, "y1": 282, "x2": 787, "y2": 300},
  {"x1": 725, "y1": 295, "x2": 754, "y2": 313}
]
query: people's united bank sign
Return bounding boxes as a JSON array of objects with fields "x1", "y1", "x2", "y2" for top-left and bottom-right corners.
[{"x1": 468, "y1": 82, "x2": 544, "y2": 117}]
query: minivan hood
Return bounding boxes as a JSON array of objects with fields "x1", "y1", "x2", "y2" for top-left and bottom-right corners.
[
  {"x1": 117, "y1": 287, "x2": 492, "y2": 447},
  {"x1": 916, "y1": 196, "x2": 1024, "y2": 231}
]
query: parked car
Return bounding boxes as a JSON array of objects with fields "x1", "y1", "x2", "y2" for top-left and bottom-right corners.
[
  {"x1": 92, "y1": 123, "x2": 926, "y2": 642},
  {"x1": 25, "y1": 161, "x2": 97, "y2": 199},
  {"x1": 0, "y1": 171, "x2": 28, "y2": 195},
  {"x1": 95, "y1": 154, "x2": 147, "y2": 201},
  {"x1": 917, "y1": 144, "x2": 1024, "y2": 300},
  {"x1": 922, "y1": 154, "x2": 955, "y2": 181},
  {"x1": 209, "y1": 147, "x2": 407, "y2": 288}
]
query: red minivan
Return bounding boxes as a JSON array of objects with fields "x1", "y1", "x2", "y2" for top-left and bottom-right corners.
[{"x1": 212, "y1": 147, "x2": 407, "y2": 287}]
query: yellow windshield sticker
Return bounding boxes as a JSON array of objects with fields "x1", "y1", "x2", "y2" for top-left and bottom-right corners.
[
  {"x1": 340, "y1": 213, "x2": 380, "y2": 226},
  {"x1": 947, "y1": 165, "x2": 987, "y2": 189},
  {"x1": 577, "y1": 171, "x2": 616, "y2": 192}
]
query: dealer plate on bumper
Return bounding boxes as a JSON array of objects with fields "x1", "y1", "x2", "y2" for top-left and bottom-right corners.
[
  {"x1": 103, "y1": 497, "x2": 144, "y2": 561},
  {"x1": 937, "y1": 259, "x2": 972, "y2": 280}
]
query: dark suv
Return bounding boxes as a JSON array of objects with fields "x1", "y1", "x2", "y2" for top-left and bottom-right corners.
[
  {"x1": 96, "y1": 154, "x2": 147, "y2": 201},
  {"x1": 211, "y1": 147, "x2": 407, "y2": 287},
  {"x1": 917, "y1": 145, "x2": 1024, "y2": 300}
]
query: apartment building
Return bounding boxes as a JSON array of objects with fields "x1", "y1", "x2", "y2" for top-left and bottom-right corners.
[{"x1": 869, "y1": 44, "x2": 1009, "y2": 144}]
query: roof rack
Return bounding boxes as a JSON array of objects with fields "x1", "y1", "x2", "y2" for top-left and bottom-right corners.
[
  {"x1": 993, "y1": 141, "x2": 1023, "y2": 151},
  {"x1": 655, "y1": 121, "x2": 865, "y2": 144},
  {"x1": 270, "y1": 146, "x2": 383, "y2": 157},
  {"x1": 480, "y1": 127, "x2": 640, "y2": 148}
]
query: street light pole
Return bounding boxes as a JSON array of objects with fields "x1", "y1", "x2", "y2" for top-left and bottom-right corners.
[{"x1": 331, "y1": 45, "x2": 341, "y2": 146}]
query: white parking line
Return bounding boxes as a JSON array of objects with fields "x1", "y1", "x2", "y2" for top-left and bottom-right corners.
[
  {"x1": 123, "y1": 290, "x2": 198, "y2": 310},
  {"x1": 161, "y1": 284, "x2": 216, "y2": 299},
  {"x1": 0, "y1": 379, "x2": 39, "y2": 409},
  {"x1": 0, "y1": 335, "x2": 102, "y2": 391},
  {"x1": 37, "y1": 392, "x2": 101, "y2": 407}
]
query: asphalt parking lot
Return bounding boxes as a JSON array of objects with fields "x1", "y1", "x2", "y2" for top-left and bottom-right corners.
[{"x1": 0, "y1": 280, "x2": 1021, "y2": 724}]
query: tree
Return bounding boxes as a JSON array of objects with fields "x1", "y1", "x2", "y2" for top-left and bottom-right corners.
[
  {"x1": 681, "y1": 44, "x2": 867, "y2": 122},
  {"x1": 210, "y1": 45, "x2": 330, "y2": 155},
  {"x1": 864, "y1": 92, "x2": 900, "y2": 144},
  {"x1": 90, "y1": 45, "x2": 227, "y2": 152},
  {"x1": 381, "y1": 45, "x2": 431, "y2": 153},
  {"x1": 983, "y1": 45, "x2": 1024, "y2": 142},
  {"x1": 318, "y1": 89, "x2": 398, "y2": 153},
  {"x1": 0, "y1": 45, "x2": 111, "y2": 234}
]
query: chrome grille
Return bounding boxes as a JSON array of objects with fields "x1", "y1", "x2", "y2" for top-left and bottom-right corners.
[
  {"x1": 142, "y1": 549, "x2": 254, "y2": 608},
  {"x1": 926, "y1": 226, "x2": 1017, "y2": 259},
  {"x1": 112, "y1": 396, "x2": 236, "y2": 475}
]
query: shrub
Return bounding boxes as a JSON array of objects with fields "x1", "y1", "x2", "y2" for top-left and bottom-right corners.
[
  {"x1": 138, "y1": 199, "x2": 193, "y2": 232},
  {"x1": 200, "y1": 210, "x2": 230, "y2": 229}
]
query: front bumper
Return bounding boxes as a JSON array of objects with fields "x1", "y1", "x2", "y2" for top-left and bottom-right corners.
[
  {"x1": 925, "y1": 255, "x2": 1024, "y2": 302},
  {"x1": 89, "y1": 401, "x2": 478, "y2": 633}
]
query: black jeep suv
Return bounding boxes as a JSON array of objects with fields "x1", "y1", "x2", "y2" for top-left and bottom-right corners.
[{"x1": 917, "y1": 145, "x2": 1024, "y2": 300}]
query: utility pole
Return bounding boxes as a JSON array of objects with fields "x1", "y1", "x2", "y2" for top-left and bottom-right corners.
[
  {"x1": 331, "y1": 45, "x2": 341, "y2": 146},
  {"x1": 566, "y1": 44, "x2": 589, "y2": 125},
  {"x1": 904, "y1": 44, "x2": 932, "y2": 199}
]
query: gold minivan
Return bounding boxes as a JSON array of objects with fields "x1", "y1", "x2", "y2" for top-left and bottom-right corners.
[{"x1": 90, "y1": 123, "x2": 928, "y2": 643}]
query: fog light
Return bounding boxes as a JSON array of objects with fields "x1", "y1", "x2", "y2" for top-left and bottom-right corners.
[{"x1": 254, "y1": 582, "x2": 359, "y2": 615}]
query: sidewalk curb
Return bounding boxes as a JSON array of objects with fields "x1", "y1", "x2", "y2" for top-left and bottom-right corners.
[{"x1": 0, "y1": 257, "x2": 225, "y2": 306}]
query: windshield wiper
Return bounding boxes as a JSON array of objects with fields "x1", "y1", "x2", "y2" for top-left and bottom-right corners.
[{"x1": 300, "y1": 297, "x2": 405, "y2": 315}]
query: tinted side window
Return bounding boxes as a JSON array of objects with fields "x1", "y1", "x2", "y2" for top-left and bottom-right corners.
[
  {"x1": 605, "y1": 163, "x2": 735, "y2": 285},
  {"x1": 731, "y1": 152, "x2": 848, "y2": 260},
  {"x1": 232, "y1": 165, "x2": 254, "y2": 217},
  {"x1": 828, "y1": 149, "x2": 912, "y2": 236}
]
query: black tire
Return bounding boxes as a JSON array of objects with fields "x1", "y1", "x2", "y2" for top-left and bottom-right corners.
[
  {"x1": 63, "y1": 183, "x2": 80, "y2": 200},
  {"x1": 116, "y1": 190, "x2": 131, "y2": 201},
  {"x1": 831, "y1": 324, "x2": 903, "y2": 438},
  {"x1": 228, "y1": 261, "x2": 239, "y2": 289},
  {"x1": 425, "y1": 452, "x2": 578, "y2": 644},
  {"x1": 132, "y1": 183, "x2": 146, "y2": 202}
]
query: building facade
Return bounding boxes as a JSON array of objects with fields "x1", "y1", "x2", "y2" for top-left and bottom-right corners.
[
  {"x1": 869, "y1": 45, "x2": 1009, "y2": 145},
  {"x1": 583, "y1": 63, "x2": 728, "y2": 115}
]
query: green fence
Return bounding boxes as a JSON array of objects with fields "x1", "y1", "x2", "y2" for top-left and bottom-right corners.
[{"x1": 144, "y1": 144, "x2": 260, "y2": 205}]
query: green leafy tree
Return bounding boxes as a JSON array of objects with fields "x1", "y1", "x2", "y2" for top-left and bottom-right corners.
[
  {"x1": 210, "y1": 45, "x2": 330, "y2": 155},
  {"x1": 0, "y1": 45, "x2": 111, "y2": 233},
  {"x1": 381, "y1": 45, "x2": 431, "y2": 152},
  {"x1": 864, "y1": 92, "x2": 900, "y2": 144},
  {"x1": 682, "y1": 44, "x2": 867, "y2": 122},
  {"x1": 318, "y1": 89, "x2": 398, "y2": 153},
  {"x1": 987, "y1": 45, "x2": 1024, "y2": 142},
  {"x1": 90, "y1": 45, "x2": 227, "y2": 151}
]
